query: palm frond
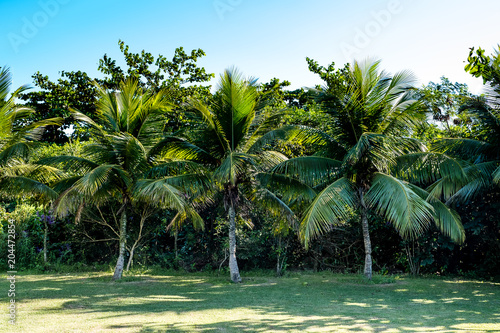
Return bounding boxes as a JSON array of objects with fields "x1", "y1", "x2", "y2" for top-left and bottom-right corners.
[
  {"x1": 71, "y1": 164, "x2": 129, "y2": 197},
  {"x1": 460, "y1": 96, "x2": 500, "y2": 141},
  {"x1": 243, "y1": 108, "x2": 290, "y2": 152},
  {"x1": 133, "y1": 178, "x2": 186, "y2": 211},
  {"x1": 272, "y1": 156, "x2": 342, "y2": 187},
  {"x1": 3, "y1": 163, "x2": 63, "y2": 184},
  {"x1": 112, "y1": 132, "x2": 149, "y2": 175},
  {"x1": 380, "y1": 98, "x2": 426, "y2": 137},
  {"x1": 70, "y1": 108, "x2": 102, "y2": 131},
  {"x1": 248, "y1": 187, "x2": 296, "y2": 226},
  {"x1": 431, "y1": 138, "x2": 495, "y2": 162},
  {"x1": 214, "y1": 152, "x2": 256, "y2": 185},
  {"x1": 280, "y1": 125, "x2": 347, "y2": 159},
  {"x1": 20, "y1": 117, "x2": 65, "y2": 141},
  {"x1": 168, "y1": 207, "x2": 205, "y2": 232},
  {"x1": 256, "y1": 172, "x2": 317, "y2": 205},
  {"x1": 0, "y1": 176, "x2": 58, "y2": 203},
  {"x1": 212, "y1": 67, "x2": 258, "y2": 151},
  {"x1": 145, "y1": 160, "x2": 208, "y2": 178},
  {"x1": 255, "y1": 150, "x2": 288, "y2": 171},
  {"x1": 148, "y1": 173, "x2": 212, "y2": 197},
  {"x1": 37, "y1": 155, "x2": 99, "y2": 175},
  {"x1": 52, "y1": 176, "x2": 82, "y2": 193},
  {"x1": 445, "y1": 161, "x2": 497, "y2": 203},
  {"x1": 365, "y1": 172, "x2": 434, "y2": 239},
  {"x1": 130, "y1": 86, "x2": 174, "y2": 140},
  {"x1": 407, "y1": 184, "x2": 465, "y2": 244},
  {"x1": 428, "y1": 199, "x2": 465, "y2": 243},
  {"x1": 299, "y1": 177, "x2": 357, "y2": 248},
  {"x1": 493, "y1": 165, "x2": 500, "y2": 184},
  {"x1": 395, "y1": 152, "x2": 470, "y2": 187},
  {"x1": 343, "y1": 132, "x2": 398, "y2": 171},
  {"x1": 0, "y1": 142, "x2": 31, "y2": 165},
  {"x1": 148, "y1": 136, "x2": 217, "y2": 165}
]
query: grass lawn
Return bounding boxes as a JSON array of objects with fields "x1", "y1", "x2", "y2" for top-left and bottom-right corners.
[{"x1": 1, "y1": 270, "x2": 499, "y2": 332}]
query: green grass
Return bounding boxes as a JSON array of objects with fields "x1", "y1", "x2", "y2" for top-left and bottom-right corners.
[{"x1": 1, "y1": 270, "x2": 500, "y2": 332}]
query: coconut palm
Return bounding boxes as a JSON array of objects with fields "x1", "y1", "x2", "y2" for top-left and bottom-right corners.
[
  {"x1": 40, "y1": 79, "x2": 210, "y2": 280},
  {"x1": 161, "y1": 68, "x2": 294, "y2": 282},
  {"x1": 430, "y1": 87, "x2": 500, "y2": 200},
  {"x1": 0, "y1": 67, "x2": 62, "y2": 202},
  {"x1": 269, "y1": 59, "x2": 465, "y2": 279}
]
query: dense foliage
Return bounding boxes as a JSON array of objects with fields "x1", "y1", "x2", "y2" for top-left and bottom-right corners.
[{"x1": 1, "y1": 44, "x2": 499, "y2": 281}]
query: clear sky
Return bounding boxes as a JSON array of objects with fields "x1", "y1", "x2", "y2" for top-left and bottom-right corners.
[{"x1": 1, "y1": 0, "x2": 500, "y2": 94}]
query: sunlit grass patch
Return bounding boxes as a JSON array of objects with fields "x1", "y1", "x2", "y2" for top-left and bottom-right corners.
[{"x1": 1, "y1": 271, "x2": 499, "y2": 332}]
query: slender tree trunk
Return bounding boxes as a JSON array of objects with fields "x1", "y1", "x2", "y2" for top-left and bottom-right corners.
[
  {"x1": 228, "y1": 204, "x2": 241, "y2": 283},
  {"x1": 113, "y1": 209, "x2": 127, "y2": 281},
  {"x1": 276, "y1": 236, "x2": 282, "y2": 276},
  {"x1": 126, "y1": 246, "x2": 135, "y2": 271},
  {"x1": 360, "y1": 191, "x2": 372, "y2": 280},
  {"x1": 174, "y1": 228, "x2": 179, "y2": 261},
  {"x1": 126, "y1": 213, "x2": 147, "y2": 271},
  {"x1": 43, "y1": 221, "x2": 48, "y2": 264},
  {"x1": 276, "y1": 236, "x2": 288, "y2": 277}
]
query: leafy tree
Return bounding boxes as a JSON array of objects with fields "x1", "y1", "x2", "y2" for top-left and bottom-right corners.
[
  {"x1": 415, "y1": 77, "x2": 475, "y2": 137},
  {"x1": 270, "y1": 59, "x2": 465, "y2": 279},
  {"x1": 98, "y1": 40, "x2": 214, "y2": 103},
  {"x1": 19, "y1": 70, "x2": 98, "y2": 143},
  {"x1": 98, "y1": 40, "x2": 215, "y2": 135},
  {"x1": 20, "y1": 41, "x2": 214, "y2": 143},
  {"x1": 306, "y1": 57, "x2": 351, "y2": 108},
  {"x1": 258, "y1": 78, "x2": 292, "y2": 109},
  {"x1": 163, "y1": 68, "x2": 295, "y2": 282},
  {"x1": 40, "y1": 79, "x2": 209, "y2": 280},
  {"x1": 465, "y1": 46, "x2": 500, "y2": 87}
]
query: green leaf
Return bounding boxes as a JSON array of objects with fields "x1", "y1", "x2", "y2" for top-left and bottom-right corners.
[
  {"x1": 366, "y1": 173, "x2": 434, "y2": 239},
  {"x1": 272, "y1": 156, "x2": 342, "y2": 187},
  {"x1": 300, "y1": 177, "x2": 357, "y2": 248},
  {"x1": 133, "y1": 178, "x2": 186, "y2": 211}
]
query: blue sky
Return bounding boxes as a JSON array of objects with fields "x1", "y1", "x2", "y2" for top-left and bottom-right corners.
[{"x1": 1, "y1": 0, "x2": 500, "y2": 94}]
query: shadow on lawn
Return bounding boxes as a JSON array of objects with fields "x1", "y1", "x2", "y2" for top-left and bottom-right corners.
[
  {"x1": 139, "y1": 314, "x2": 388, "y2": 332},
  {"x1": 14, "y1": 274, "x2": 500, "y2": 332}
]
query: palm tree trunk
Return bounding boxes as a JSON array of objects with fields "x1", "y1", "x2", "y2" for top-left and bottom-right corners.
[
  {"x1": 360, "y1": 191, "x2": 372, "y2": 280},
  {"x1": 228, "y1": 204, "x2": 241, "y2": 283},
  {"x1": 113, "y1": 209, "x2": 127, "y2": 281}
]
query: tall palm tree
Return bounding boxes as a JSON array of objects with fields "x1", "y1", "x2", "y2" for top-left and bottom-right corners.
[
  {"x1": 41, "y1": 79, "x2": 209, "y2": 280},
  {"x1": 0, "y1": 67, "x2": 62, "y2": 202},
  {"x1": 430, "y1": 87, "x2": 500, "y2": 200},
  {"x1": 269, "y1": 60, "x2": 465, "y2": 279},
  {"x1": 162, "y1": 68, "x2": 294, "y2": 282}
]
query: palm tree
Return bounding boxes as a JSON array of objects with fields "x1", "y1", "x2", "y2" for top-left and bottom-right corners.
[
  {"x1": 269, "y1": 59, "x2": 465, "y2": 279},
  {"x1": 162, "y1": 68, "x2": 294, "y2": 282},
  {"x1": 430, "y1": 87, "x2": 500, "y2": 200},
  {"x1": 0, "y1": 67, "x2": 62, "y2": 202},
  {"x1": 41, "y1": 79, "x2": 209, "y2": 280}
]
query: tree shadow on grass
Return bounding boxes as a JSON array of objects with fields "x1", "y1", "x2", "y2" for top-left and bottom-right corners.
[
  {"x1": 8, "y1": 273, "x2": 500, "y2": 332},
  {"x1": 139, "y1": 315, "x2": 392, "y2": 332}
]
